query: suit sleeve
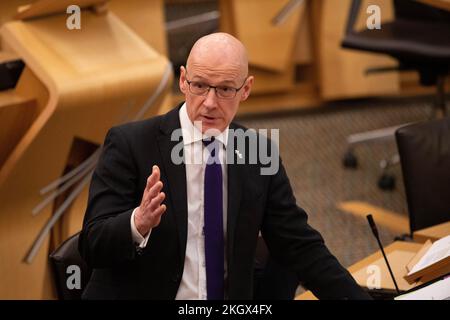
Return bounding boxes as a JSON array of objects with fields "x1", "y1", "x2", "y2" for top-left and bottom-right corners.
[
  {"x1": 261, "y1": 158, "x2": 372, "y2": 300},
  {"x1": 78, "y1": 127, "x2": 140, "y2": 268}
]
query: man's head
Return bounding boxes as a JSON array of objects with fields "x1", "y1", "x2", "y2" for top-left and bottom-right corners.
[{"x1": 179, "y1": 32, "x2": 254, "y2": 134}]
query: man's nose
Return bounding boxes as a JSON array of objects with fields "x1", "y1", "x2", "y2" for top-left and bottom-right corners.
[{"x1": 203, "y1": 87, "x2": 218, "y2": 108}]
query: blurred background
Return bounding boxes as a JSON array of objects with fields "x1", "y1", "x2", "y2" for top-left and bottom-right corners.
[{"x1": 0, "y1": 0, "x2": 449, "y2": 299}]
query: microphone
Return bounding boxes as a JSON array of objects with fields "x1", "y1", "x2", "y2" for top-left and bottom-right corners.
[{"x1": 366, "y1": 214, "x2": 401, "y2": 295}]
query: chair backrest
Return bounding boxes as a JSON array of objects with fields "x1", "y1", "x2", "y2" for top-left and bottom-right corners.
[
  {"x1": 345, "y1": 0, "x2": 450, "y2": 35},
  {"x1": 343, "y1": 0, "x2": 450, "y2": 86},
  {"x1": 49, "y1": 232, "x2": 91, "y2": 300},
  {"x1": 396, "y1": 118, "x2": 450, "y2": 234},
  {"x1": 344, "y1": 0, "x2": 362, "y2": 35},
  {"x1": 393, "y1": 0, "x2": 450, "y2": 22}
]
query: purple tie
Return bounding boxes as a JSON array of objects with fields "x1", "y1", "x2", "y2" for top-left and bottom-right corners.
[{"x1": 203, "y1": 137, "x2": 224, "y2": 300}]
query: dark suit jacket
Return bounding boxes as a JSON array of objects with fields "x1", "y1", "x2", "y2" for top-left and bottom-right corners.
[{"x1": 79, "y1": 104, "x2": 371, "y2": 300}]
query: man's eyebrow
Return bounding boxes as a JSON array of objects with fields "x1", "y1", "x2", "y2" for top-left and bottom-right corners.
[
  {"x1": 190, "y1": 76, "x2": 237, "y2": 86},
  {"x1": 189, "y1": 75, "x2": 206, "y2": 81},
  {"x1": 218, "y1": 80, "x2": 237, "y2": 86}
]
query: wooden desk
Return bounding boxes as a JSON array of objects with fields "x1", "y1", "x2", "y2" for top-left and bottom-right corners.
[
  {"x1": 413, "y1": 221, "x2": 450, "y2": 243},
  {"x1": 0, "y1": 51, "x2": 19, "y2": 63},
  {"x1": 0, "y1": 0, "x2": 171, "y2": 299},
  {"x1": 0, "y1": 89, "x2": 37, "y2": 168},
  {"x1": 296, "y1": 241, "x2": 424, "y2": 300}
]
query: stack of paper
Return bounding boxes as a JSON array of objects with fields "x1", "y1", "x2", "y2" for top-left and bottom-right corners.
[
  {"x1": 404, "y1": 235, "x2": 450, "y2": 283},
  {"x1": 395, "y1": 277, "x2": 450, "y2": 300}
]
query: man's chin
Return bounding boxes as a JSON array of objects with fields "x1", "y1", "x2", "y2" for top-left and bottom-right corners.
[{"x1": 200, "y1": 122, "x2": 225, "y2": 135}]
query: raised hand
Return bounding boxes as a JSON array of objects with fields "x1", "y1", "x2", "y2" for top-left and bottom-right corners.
[{"x1": 134, "y1": 165, "x2": 166, "y2": 236}]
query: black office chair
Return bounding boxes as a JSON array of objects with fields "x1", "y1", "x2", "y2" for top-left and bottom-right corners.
[
  {"x1": 395, "y1": 118, "x2": 450, "y2": 235},
  {"x1": 0, "y1": 59, "x2": 25, "y2": 91},
  {"x1": 49, "y1": 232, "x2": 91, "y2": 300},
  {"x1": 52, "y1": 231, "x2": 297, "y2": 300},
  {"x1": 341, "y1": 0, "x2": 450, "y2": 190}
]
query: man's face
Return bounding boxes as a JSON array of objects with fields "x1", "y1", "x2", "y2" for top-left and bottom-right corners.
[{"x1": 179, "y1": 64, "x2": 253, "y2": 134}]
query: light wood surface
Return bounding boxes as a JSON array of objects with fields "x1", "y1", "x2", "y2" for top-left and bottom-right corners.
[
  {"x1": 219, "y1": 0, "x2": 235, "y2": 35},
  {"x1": 218, "y1": 0, "x2": 448, "y2": 110},
  {"x1": 315, "y1": 0, "x2": 400, "y2": 100},
  {"x1": 0, "y1": 88, "x2": 33, "y2": 109},
  {"x1": 0, "y1": 5, "x2": 171, "y2": 299},
  {"x1": 293, "y1": 1, "x2": 313, "y2": 65},
  {"x1": 413, "y1": 221, "x2": 450, "y2": 243},
  {"x1": 337, "y1": 201, "x2": 409, "y2": 235},
  {"x1": 0, "y1": 1, "x2": 29, "y2": 30},
  {"x1": 108, "y1": 0, "x2": 167, "y2": 55},
  {"x1": 230, "y1": 0, "x2": 302, "y2": 72},
  {"x1": 249, "y1": 65, "x2": 296, "y2": 95},
  {"x1": 0, "y1": 88, "x2": 38, "y2": 169},
  {"x1": 239, "y1": 82, "x2": 318, "y2": 114},
  {"x1": 349, "y1": 241, "x2": 422, "y2": 291},
  {"x1": 15, "y1": 0, "x2": 109, "y2": 20},
  {"x1": 296, "y1": 241, "x2": 424, "y2": 300},
  {"x1": 0, "y1": 50, "x2": 19, "y2": 62},
  {"x1": 219, "y1": 0, "x2": 296, "y2": 95}
]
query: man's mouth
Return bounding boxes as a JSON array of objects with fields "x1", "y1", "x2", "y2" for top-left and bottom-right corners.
[{"x1": 202, "y1": 115, "x2": 216, "y2": 121}]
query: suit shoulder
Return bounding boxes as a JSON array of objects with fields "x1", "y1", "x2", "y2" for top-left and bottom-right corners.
[
  {"x1": 107, "y1": 105, "x2": 180, "y2": 140},
  {"x1": 231, "y1": 121, "x2": 273, "y2": 142},
  {"x1": 110, "y1": 116, "x2": 162, "y2": 137},
  {"x1": 231, "y1": 121, "x2": 247, "y2": 131}
]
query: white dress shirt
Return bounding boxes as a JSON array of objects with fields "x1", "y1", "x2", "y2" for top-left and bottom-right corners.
[{"x1": 130, "y1": 103, "x2": 228, "y2": 299}]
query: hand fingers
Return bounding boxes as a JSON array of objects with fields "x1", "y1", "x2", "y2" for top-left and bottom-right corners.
[
  {"x1": 142, "y1": 180, "x2": 163, "y2": 206},
  {"x1": 141, "y1": 181, "x2": 164, "y2": 208},
  {"x1": 149, "y1": 192, "x2": 165, "y2": 212},
  {"x1": 136, "y1": 202, "x2": 166, "y2": 231},
  {"x1": 153, "y1": 203, "x2": 166, "y2": 219},
  {"x1": 149, "y1": 180, "x2": 163, "y2": 199},
  {"x1": 145, "y1": 165, "x2": 160, "y2": 192},
  {"x1": 150, "y1": 204, "x2": 167, "y2": 227}
]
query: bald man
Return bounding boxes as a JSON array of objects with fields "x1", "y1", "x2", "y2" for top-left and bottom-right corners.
[{"x1": 79, "y1": 33, "x2": 371, "y2": 300}]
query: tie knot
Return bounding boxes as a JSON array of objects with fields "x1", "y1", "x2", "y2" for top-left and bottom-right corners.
[
  {"x1": 203, "y1": 137, "x2": 220, "y2": 158},
  {"x1": 202, "y1": 136, "x2": 215, "y2": 147}
]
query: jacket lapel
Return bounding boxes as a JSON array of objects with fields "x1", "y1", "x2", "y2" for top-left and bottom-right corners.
[
  {"x1": 156, "y1": 108, "x2": 247, "y2": 282},
  {"x1": 226, "y1": 124, "x2": 245, "y2": 272},
  {"x1": 157, "y1": 105, "x2": 188, "y2": 265}
]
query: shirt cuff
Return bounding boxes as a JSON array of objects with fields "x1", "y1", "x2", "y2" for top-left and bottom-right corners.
[{"x1": 131, "y1": 207, "x2": 151, "y2": 248}]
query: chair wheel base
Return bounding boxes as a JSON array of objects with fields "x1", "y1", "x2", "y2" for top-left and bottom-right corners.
[
  {"x1": 378, "y1": 174, "x2": 396, "y2": 191},
  {"x1": 343, "y1": 151, "x2": 358, "y2": 169}
]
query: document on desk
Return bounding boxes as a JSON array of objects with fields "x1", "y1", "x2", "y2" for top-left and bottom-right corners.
[
  {"x1": 407, "y1": 235, "x2": 450, "y2": 276},
  {"x1": 395, "y1": 277, "x2": 450, "y2": 300}
]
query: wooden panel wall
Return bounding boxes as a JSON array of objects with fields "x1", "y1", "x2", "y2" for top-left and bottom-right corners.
[
  {"x1": 0, "y1": 1, "x2": 171, "y2": 299},
  {"x1": 312, "y1": 0, "x2": 399, "y2": 100}
]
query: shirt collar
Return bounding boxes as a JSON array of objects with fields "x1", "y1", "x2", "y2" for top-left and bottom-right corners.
[{"x1": 179, "y1": 102, "x2": 229, "y2": 148}]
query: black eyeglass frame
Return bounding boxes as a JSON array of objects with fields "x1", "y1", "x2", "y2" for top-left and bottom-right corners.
[{"x1": 184, "y1": 73, "x2": 248, "y2": 99}]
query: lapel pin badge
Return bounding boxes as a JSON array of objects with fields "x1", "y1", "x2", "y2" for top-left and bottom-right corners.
[{"x1": 235, "y1": 150, "x2": 243, "y2": 159}]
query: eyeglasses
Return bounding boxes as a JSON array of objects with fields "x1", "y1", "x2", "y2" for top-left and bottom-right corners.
[{"x1": 185, "y1": 76, "x2": 247, "y2": 99}]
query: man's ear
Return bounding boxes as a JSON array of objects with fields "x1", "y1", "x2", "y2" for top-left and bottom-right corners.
[
  {"x1": 179, "y1": 66, "x2": 187, "y2": 94},
  {"x1": 240, "y1": 76, "x2": 254, "y2": 101}
]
